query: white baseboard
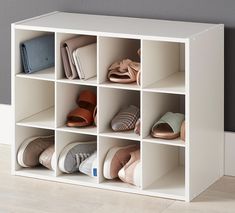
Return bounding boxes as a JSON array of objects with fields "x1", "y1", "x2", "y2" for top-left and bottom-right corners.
[
  {"x1": 0, "y1": 104, "x2": 13, "y2": 144},
  {"x1": 225, "y1": 132, "x2": 235, "y2": 176},
  {"x1": 1, "y1": 104, "x2": 234, "y2": 176}
]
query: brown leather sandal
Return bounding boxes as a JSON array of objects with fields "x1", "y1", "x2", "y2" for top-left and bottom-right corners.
[{"x1": 67, "y1": 90, "x2": 96, "y2": 127}]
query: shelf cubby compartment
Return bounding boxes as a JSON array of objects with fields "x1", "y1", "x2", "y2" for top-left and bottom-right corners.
[
  {"x1": 99, "y1": 87, "x2": 140, "y2": 140},
  {"x1": 142, "y1": 40, "x2": 185, "y2": 95},
  {"x1": 98, "y1": 136, "x2": 141, "y2": 190},
  {"x1": 98, "y1": 36, "x2": 140, "y2": 90},
  {"x1": 56, "y1": 82, "x2": 97, "y2": 135},
  {"x1": 56, "y1": 33, "x2": 97, "y2": 85},
  {"x1": 14, "y1": 126, "x2": 55, "y2": 178},
  {"x1": 142, "y1": 91, "x2": 185, "y2": 147},
  {"x1": 15, "y1": 78, "x2": 55, "y2": 129},
  {"x1": 55, "y1": 131, "x2": 97, "y2": 184},
  {"x1": 13, "y1": 29, "x2": 55, "y2": 81},
  {"x1": 142, "y1": 142, "x2": 185, "y2": 200}
]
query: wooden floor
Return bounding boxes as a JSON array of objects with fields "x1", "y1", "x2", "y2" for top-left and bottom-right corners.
[{"x1": 1, "y1": 144, "x2": 235, "y2": 213}]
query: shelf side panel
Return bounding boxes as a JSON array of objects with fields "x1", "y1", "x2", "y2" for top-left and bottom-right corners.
[{"x1": 187, "y1": 25, "x2": 224, "y2": 201}]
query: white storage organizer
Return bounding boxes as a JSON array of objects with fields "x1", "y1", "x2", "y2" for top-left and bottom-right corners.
[{"x1": 11, "y1": 11, "x2": 224, "y2": 201}]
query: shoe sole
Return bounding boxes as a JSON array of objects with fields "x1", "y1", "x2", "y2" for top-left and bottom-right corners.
[
  {"x1": 17, "y1": 135, "x2": 54, "y2": 168},
  {"x1": 58, "y1": 141, "x2": 96, "y2": 173},
  {"x1": 103, "y1": 144, "x2": 137, "y2": 179}
]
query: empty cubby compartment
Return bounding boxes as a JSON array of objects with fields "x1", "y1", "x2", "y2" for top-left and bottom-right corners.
[
  {"x1": 15, "y1": 78, "x2": 55, "y2": 129},
  {"x1": 142, "y1": 40, "x2": 185, "y2": 94},
  {"x1": 142, "y1": 142, "x2": 185, "y2": 200}
]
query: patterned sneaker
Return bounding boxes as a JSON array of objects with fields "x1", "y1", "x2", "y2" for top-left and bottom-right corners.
[
  {"x1": 39, "y1": 144, "x2": 56, "y2": 170},
  {"x1": 58, "y1": 141, "x2": 96, "y2": 174},
  {"x1": 103, "y1": 144, "x2": 139, "y2": 179},
  {"x1": 17, "y1": 135, "x2": 54, "y2": 168},
  {"x1": 79, "y1": 151, "x2": 97, "y2": 177},
  {"x1": 118, "y1": 149, "x2": 141, "y2": 187}
]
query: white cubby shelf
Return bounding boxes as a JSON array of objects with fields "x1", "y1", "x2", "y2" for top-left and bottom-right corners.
[{"x1": 12, "y1": 11, "x2": 224, "y2": 202}]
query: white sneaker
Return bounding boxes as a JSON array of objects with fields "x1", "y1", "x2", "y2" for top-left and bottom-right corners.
[{"x1": 79, "y1": 151, "x2": 97, "y2": 177}]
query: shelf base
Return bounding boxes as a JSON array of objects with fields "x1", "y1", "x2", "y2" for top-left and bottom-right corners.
[
  {"x1": 143, "y1": 135, "x2": 185, "y2": 147},
  {"x1": 57, "y1": 125, "x2": 97, "y2": 135},
  {"x1": 15, "y1": 167, "x2": 55, "y2": 180},
  {"x1": 144, "y1": 72, "x2": 185, "y2": 95},
  {"x1": 144, "y1": 166, "x2": 185, "y2": 200},
  {"x1": 100, "y1": 81, "x2": 140, "y2": 91},
  {"x1": 100, "y1": 130, "x2": 140, "y2": 141},
  {"x1": 16, "y1": 68, "x2": 55, "y2": 81},
  {"x1": 57, "y1": 77, "x2": 97, "y2": 86},
  {"x1": 17, "y1": 107, "x2": 55, "y2": 130}
]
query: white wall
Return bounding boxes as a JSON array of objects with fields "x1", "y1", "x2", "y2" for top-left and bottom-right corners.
[
  {"x1": 225, "y1": 132, "x2": 235, "y2": 176},
  {"x1": 0, "y1": 104, "x2": 13, "y2": 144}
]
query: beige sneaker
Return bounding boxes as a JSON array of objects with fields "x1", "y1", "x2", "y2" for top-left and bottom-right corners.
[
  {"x1": 17, "y1": 135, "x2": 54, "y2": 168},
  {"x1": 39, "y1": 144, "x2": 56, "y2": 170},
  {"x1": 118, "y1": 149, "x2": 141, "y2": 187},
  {"x1": 103, "y1": 144, "x2": 139, "y2": 179}
]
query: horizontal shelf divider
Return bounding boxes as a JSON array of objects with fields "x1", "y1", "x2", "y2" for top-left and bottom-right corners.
[
  {"x1": 143, "y1": 166, "x2": 185, "y2": 200},
  {"x1": 56, "y1": 77, "x2": 97, "y2": 86},
  {"x1": 143, "y1": 135, "x2": 185, "y2": 147},
  {"x1": 56, "y1": 126, "x2": 97, "y2": 135},
  {"x1": 143, "y1": 72, "x2": 185, "y2": 95},
  {"x1": 99, "y1": 82, "x2": 140, "y2": 91},
  {"x1": 99, "y1": 131, "x2": 140, "y2": 141},
  {"x1": 16, "y1": 67, "x2": 55, "y2": 82},
  {"x1": 16, "y1": 107, "x2": 55, "y2": 130}
]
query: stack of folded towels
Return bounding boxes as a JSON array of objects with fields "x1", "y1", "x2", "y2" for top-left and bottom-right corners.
[{"x1": 61, "y1": 35, "x2": 97, "y2": 80}]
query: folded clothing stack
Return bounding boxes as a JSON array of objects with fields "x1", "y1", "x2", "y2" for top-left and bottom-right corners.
[
  {"x1": 61, "y1": 35, "x2": 97, "y2": 80},
  {"x1": 20, "y1": 34, "x2": 55, "y2": 74}
]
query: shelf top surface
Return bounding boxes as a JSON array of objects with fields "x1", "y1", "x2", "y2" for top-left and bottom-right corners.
[{"x1": 14, "y1": 11, "x2": 221, "y2": 41}]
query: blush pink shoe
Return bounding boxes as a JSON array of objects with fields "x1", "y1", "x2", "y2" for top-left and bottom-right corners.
[
  {"x1": 103, "y1": 144, "x2": 139, "y2": 179},
  {"x1": 118, "y1": 149, "x2": 141, "y2": 187}
]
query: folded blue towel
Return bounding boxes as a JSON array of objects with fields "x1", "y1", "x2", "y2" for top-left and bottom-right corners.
[{"x1": 20, "y1": 34, "x2": 55, "y2": 74}]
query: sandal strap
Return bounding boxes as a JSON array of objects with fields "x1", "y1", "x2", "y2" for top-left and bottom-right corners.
[
  {"x1": 77, "y1": 90, "x2": 96, "y2": 106},
  {"x1": 67, "y1": 107, "x2": 94, "y2": 124},
  {"x1": 152, "y1": 112, "x2": 185, "y2": 134}
]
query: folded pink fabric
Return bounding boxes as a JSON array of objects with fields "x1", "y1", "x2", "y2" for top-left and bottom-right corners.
[{"x1": 61, "y1": 35, "x2": 96, "y2": 79}]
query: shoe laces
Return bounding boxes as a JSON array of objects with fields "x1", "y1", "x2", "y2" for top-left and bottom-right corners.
[{"x1": 75, "y1": 153, "x2": 91, "y2": 168}]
